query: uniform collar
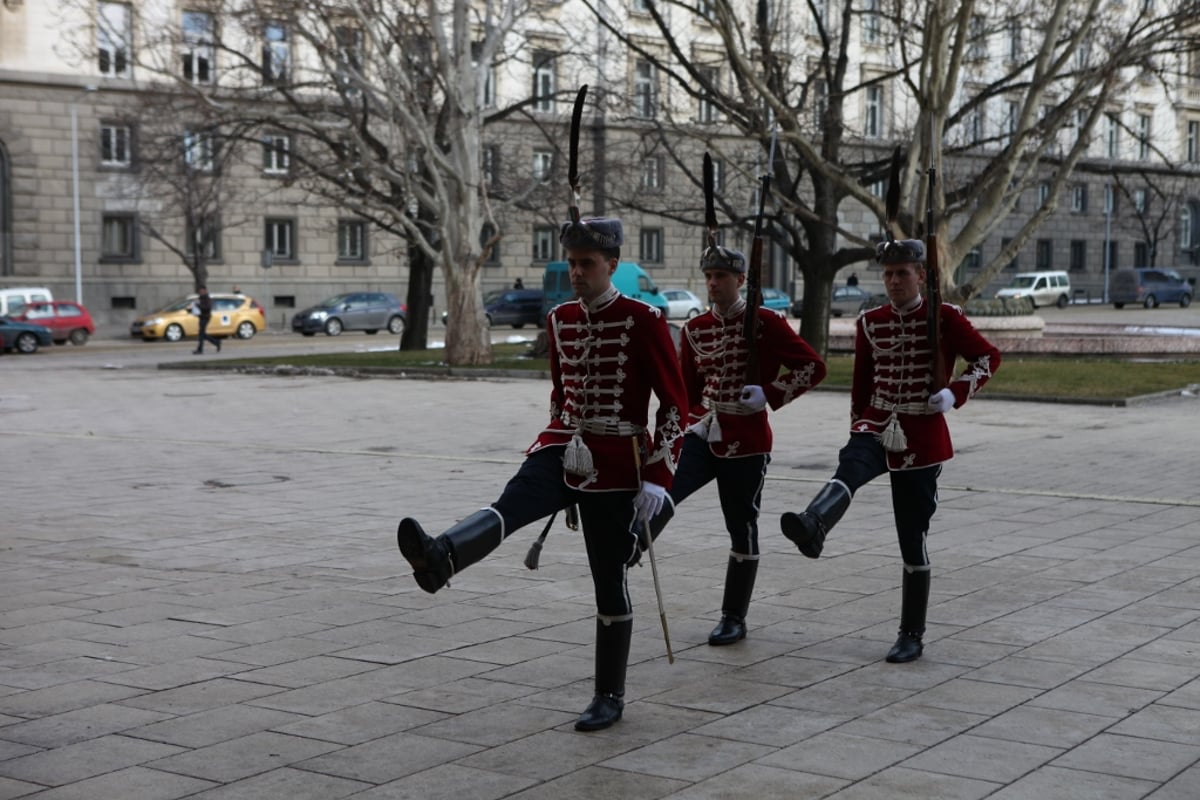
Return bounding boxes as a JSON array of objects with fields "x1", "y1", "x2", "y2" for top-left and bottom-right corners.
[
  {"x1": 713, "y1": 297, "x2": 746, "y2": 321},
  {"x1": 582, "y1": 285, "x2": 620, "y2": 313},
  {"x1": 891, "y1": 295, "x2": 924, "y2": 315}
]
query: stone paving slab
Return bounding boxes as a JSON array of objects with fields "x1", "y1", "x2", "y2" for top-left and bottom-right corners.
[{"x1": 0, "y1": 365, "x2": 1197, "y2": 798}]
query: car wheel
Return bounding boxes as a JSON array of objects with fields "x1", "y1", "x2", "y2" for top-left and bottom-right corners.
[
  {"x1": 68, "y1": 328, "x2": 89, "y2": 346},
  {"x1": 1181, "y1": 294, "x2": 1192, "y2": 308},
  {"x1": 1056, "y1": 294, "x2": 1069, "y2": 308},
  {"x1": 15, "y1": 332, "x2": 38, "y2": 354},
  {"x1": 686, "y1": 308, "x2": 700, "y2": 319},
  {"x1": 364, "y1": 329, "x2": 379, "y2": 335},
  {"x1": 1114, "y1": 303, "x2": 1125, "y2": 309},
  {"x1": 513, "y1": 322, "x2": 525, "y2": 329},
  {"x1": 324, "y1": 318, "x2": 343, "y2": 336},
  {"x1": 301, "y1": 331, "x2": 316, "y2": 337},
  {"x1": 387, "y1": 315, "x2": 405, "y2": 335},
  {"x1": 1144, "y1": 295, "x2": 1157, "y2": 309},
  {"x1": 164, "y1": 323, "x2": 184, "y2": 342},
  {"x1": 236, "y1": 321, "x2": 257, "y2": 339}
]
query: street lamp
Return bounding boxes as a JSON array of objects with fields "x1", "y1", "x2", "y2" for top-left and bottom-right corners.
[{"x1": 70, "y1": 85, "x2": 98, "y2": 304}]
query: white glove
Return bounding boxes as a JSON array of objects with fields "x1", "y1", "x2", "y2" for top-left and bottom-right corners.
[
  {"x1": 927, "y1": 388, "x2": 955, "y2": 414},
  {"x1": 739, "y1": 384, "x2": 767, "y2": 413},
  {"x1": 633, "y1": 481, "x2": 667, "y2": 524}
]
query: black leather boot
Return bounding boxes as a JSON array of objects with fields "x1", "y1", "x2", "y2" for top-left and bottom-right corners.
[
  {"x1": 780, "y1": 480, "x2": 852, "y2": 559},
  {"x1": 396, "y1": 509, "x2": 503, "y2": 594},
  {"x1": 886, "y1": 567, "x2": 930, "y2": 663},
  {"x1": 708, "y1": 554, "x2": 759, "y2": 646},
  {"x1": 575, "y1": 617, "x2": 632, "y2": 731}
]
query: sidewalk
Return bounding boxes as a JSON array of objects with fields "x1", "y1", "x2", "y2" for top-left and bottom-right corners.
[{"x1": 0, "y1": 366, "x2": 1197, "y2": 798}]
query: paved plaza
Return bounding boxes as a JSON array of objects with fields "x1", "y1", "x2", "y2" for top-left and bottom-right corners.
[{"x1": 0, "y1": 359, "x2": 1198, "y2": 799}]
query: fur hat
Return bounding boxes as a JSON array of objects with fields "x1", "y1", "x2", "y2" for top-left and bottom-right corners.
[
  {"x1": 700, "y1": 245, "x2": 747, "y2": 274},
  {"x1": 875, "y1": 238, "x2": 925, "y2": 264},
  {"x1": 559, "y1": 217, "x2": 624, "y2": 251}
]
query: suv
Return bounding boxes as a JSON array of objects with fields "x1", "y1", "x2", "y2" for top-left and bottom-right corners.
[
  {"x1": 1111, "y1": 268, "x2": 1193, "y2": 309},
  {"x1": 443, "y1": 289, "x2": 545, "y2": 328},
  {"x1": 292, "y1": 292, "x2": 407, "y2": 336},
  {"x1": 995, "y1": 271, "x2": 1072, "y2": 309}
]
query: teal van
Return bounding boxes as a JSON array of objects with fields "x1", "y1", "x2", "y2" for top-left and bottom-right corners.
[{"x1": 541, "y1": 261, "x2": 670, "y2": 316}]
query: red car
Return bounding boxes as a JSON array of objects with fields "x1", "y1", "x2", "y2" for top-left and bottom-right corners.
[{"x1": 12, "y1": 301, "x2": 96, "y2": 345}]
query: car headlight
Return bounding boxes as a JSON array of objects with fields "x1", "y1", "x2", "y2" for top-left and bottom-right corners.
[
  {"x1": 311, "y1": 311, "x2": 327, "y2": 319},
  {"x1": 150, "y1": 317, "x2": 164, "y2": 326}
]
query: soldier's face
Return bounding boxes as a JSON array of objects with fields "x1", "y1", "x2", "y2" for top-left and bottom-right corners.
[
  {"x1": 883, "y1": 262, "x2": 924, "y2": 307},
  {"x1": 704, "y1": 269, "x2": 744, "y2": 310},
  {"x1": 566, "y1": 249, "x2": 617, "y2": 302}
]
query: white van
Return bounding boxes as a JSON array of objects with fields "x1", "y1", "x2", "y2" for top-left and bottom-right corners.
[
  {"x1": 0, "y1": 287, "x2": 54, "y2": 317},
  {"x1": 995, "y1": 271, "x2": 1071, "y2": 309}
]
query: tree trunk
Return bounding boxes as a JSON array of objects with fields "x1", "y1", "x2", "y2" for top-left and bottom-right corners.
[{"x1": 402, "y1": 243, "x2": 433, "y2": 351}]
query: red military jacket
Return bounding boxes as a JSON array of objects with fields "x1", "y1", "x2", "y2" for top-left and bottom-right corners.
[
  {"x1": 851, "y1": 296, "x2": 1001, "y2": 470},
  {"x1": 680, "y1": 301, "x2": 826, "y2": 457},
  {"x1": 528, "y1": 286, "x2": 687, "y2": 491}
]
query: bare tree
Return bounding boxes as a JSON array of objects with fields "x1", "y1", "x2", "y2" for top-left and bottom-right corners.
[{"x1": 581, "y1": 0, "x2": 1197, "y2": 354}]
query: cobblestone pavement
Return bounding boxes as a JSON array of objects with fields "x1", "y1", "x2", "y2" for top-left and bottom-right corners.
[{"x1": 0, "y1": 361, "x2": 1197, "y2": 799}]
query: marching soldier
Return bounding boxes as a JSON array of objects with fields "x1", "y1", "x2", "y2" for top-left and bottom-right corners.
[
  {"x1": 780, "y1": 239, "x2": 1000, "y2": 663},
  {"x1": 645, "y1": 245, "x2": 825, "y2": 645},
  {"x1": 396, "y1": 216, "x2": 687, "y2": 732}
]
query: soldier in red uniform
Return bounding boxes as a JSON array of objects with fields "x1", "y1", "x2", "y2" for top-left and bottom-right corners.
[
  {"x1": 645, "y1": 245, "x2": 825, "y2": 646},
  {"x1": 780, "y1": 239, "x2": 1000, "y2": 663},
  {"x1": 395, "y1": 217, "x2": 687, "y2": 732}
]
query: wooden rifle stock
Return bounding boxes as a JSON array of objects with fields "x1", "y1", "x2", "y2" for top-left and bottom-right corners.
[
  {"x1": 924, "y1": 165, "x2": 947, "y2": 391},
  {"x1": 744, "y1": 134, "x2": 775, "y2": 385}
]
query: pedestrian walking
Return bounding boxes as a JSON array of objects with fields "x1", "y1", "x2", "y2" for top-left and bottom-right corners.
[
  {"x1": 395, "y1": 216, "x2": 687, "y2": 732},
  {"x1": 192, "y1": 286, "x2": 221, "y2": 354},
  {"x1": 780, "y1": 239, "x2": 1000, "y2": 662}
]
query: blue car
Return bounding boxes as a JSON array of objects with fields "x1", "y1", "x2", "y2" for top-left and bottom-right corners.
[
  {"x1": 741, "y1": 287, "x2": 794, "y2": 317},
  {"x1": 0, "y1": 316, "x2": 54, "y2": 354}
]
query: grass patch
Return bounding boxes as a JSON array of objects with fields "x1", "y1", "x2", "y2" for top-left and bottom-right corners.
[{"x1": 218, "y1": 346, "x2": 1200, "y2": 400}]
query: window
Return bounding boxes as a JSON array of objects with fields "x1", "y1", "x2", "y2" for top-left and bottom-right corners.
[
  {"x1": 810, "y1": 0, "x2": 827, "y2": 35},
  {"x1": 472, "y1": 42, "x2": 497, "y2": 108},
  {"x1": 100, "y1": 213, "x2": 138, "y2": 261},
  {"x1": 710, "y1": 157, "x2": 725, "y2": 193},
  {"x1": 1134, "y1": 188, "x2": 1148, "y2": 213},
  {"x1": 640, "y1": 156, "x2": 663, "y2": 191},
  {"x1": 639, "y1": 228, "x2": 663, "y2": 264},
  {"x1": 181, "y1": 11, "x2": 214, "y2": 84},
  {"x1": 1075, "y1": 40, "x2": 1090, "y2": 70},
  {"x1": 863, "y1": 0, "x2": 881, "y2": 44},
  {"x1": 1180, "y1": 209, "x2": 1194, "y2": 252},
  {"x1": 335, "y1": 26, "x2": 364, "y2": 95},
  {"x1": 533, "y1": 51, "x2": 555, "y2": 112},
  {"x1": 480, "y1": 222, "x2": 500, "y2": 264},
  {"x1": 632, "y1": 0, "x2": 650, "y2": 12},
  {"x1": 698, "y1": 67, "x2": 719, "y2": 123},
  {"x1": 263, "y1": 21, "x2": 289, "y2": 84},
  {"x1": 185, "y1": 215, "x2": 220, "y2": 261},
  {"x1": 634, "y1": 59, "x2": 657, "y2": 119},
  {"x1": 1071, "y1": 183, "x2": 1087, "y2": 213},
  {"x1": 1106, "y1": 113, "x2": 1119, "y2": 159},
  {"x1": 1104, "y1": 184, "x2": 1115, "y2": 215},
  {"x1": 868, "y1": 178, "x2": 886, "y2": 198},
  {"x1": 337, "y1": 220, "x2": 367, "y2": 262},
  {"x1": 1075, "y1": 107, "x2": 1089, "y2": 146},
  {"x1": 263, "y1": 134, "x2": 289, "y2": 175},
  {"x1": 813, "y1": 80, "x2": 827, "y2": 128},
  {"x1": 1069, "y1": 240, "x2": 1086, "y2": 271},
  {"x1": 968, "y1": 15, "x2": 987, "y2": 62},
  {"x1": 1004, "y1": 100, "x2": 1019, "y2": 147},
  {"x1": 1188, "y1": 120, "x2": 1200, "y2": 163},
  {"x1": 1138, "y1": 114, "x2": 1151, "y2": 160},
  {"x1": 964, "y1": 247, "x2": 982, "y2": 270},
  {"x1": 1007, "y1": 18, "x2": 1022, "y2": 62},
  {"x1": 100, "y1": 123, "x2": 131, "y2": 167},
  {"x1": 1038, "y1": 182, "x2": 1050, "y2": 207},
  {"x1": 532, "y1": 149, "x2": 553, "y2": 182},
  {"x1": 1134, "y1": 241, "x2": 1149, "y2": 267},
  {"x1": 864, "y1": 85, "x2": 883, "y2": 138},
  {"x1": 1002, "y1": 237, "x2": 1019, "y2": 270},
  {"x1": 968, "y1": 106, "x2": 984, "y2": 145},
  {"x1": 697, "y1": 0, "x2": 716, "y2": 18},
  {"x1": 1035, "y1": 238, "x2": 1053, "y2": 269},
  {"x1": 183, "y1": 129, "x2": 215, "y2": 172},
  {"x1": 97, "y1": 2, "x2": 131, "y2": 78},
  {"x1": 482, "y1": 145, "x2": 499, "y2": 185},
  {"x1": 264, "y1": 218, "x2": 296, "y2": 261},
  {"x1": 1107, "y1": 240, "x2": 1119, "y2": 272},
  {"x1": 533, "y1": 226, "x2": 556, "y2": 261}
]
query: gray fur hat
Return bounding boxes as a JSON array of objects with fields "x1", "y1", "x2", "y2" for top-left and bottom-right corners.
[
  {"x1": 700, "y1": 245, "x2": 747, "y2": 274},
  {"x1": 559, "y1": 217, "x2": 624, "y2": 251},
  {"x1": 875, "y1": 238, "x2": 925, "y2": 264}
]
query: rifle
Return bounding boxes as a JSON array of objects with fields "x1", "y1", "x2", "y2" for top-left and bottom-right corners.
[
  {"x1": 924, "y1": 146, "x2": 948, "y2": 390},
  {"x1": 703, "y1": 152, "x2": 718, "y2": 250},
  {"x1": 743, "y1": 131, "x2": 777, "y2": 384}
]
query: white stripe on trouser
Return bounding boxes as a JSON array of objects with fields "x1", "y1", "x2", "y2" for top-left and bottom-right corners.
[
  {"x1": 730, "y1": 550, "x2": 760, "y2": 563},
  {"x1": 597, "y1": 612, "x2": 634, "y2": 625}
]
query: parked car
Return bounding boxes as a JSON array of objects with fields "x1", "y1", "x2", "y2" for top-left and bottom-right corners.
[
  {"x1": 11, "y1": 300, "x2": 96, "y2": 345},
  {"x1": 442, "y1": 289, "x2": 544, "y2": 329},
  {"x1": 0, "y1": 316, "x2": 54, "y2": 354},
  {"x1": 1111, "y1": 268, "x2": 1193, "y2": 308},
  {"x1": 0, "y1": 287, "x2": 53, "y2": 317},
  {"x1": 742, "y1": 286, "x2": 793, "y2": 316},
  {"x1": 830, "y1": 285, "x2": 876, "y2": 317},
  {"x1": 131, "y1": 293, "x2": 266, "y2": 342},
  {"x1": 292, "y1": 292, "x2": 407, "y2": 336},
  {"x1": 661, "y1": 288, "x2": 705, "y2": 319},
  {"x1": 995, "y1": 271, "x2": 1072, "y2": 308}
]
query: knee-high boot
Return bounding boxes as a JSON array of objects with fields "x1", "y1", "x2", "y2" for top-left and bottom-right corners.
[
  {"x1": 780, "y1": 480, "x2": 852, "y2": 559},
  {"x1": 886, "y1": 567, "x2": 930, "y2": 663},
  {"x1": 575, "y1": 617, "x2": 632, "y2": 732},
  {"x1": 396, "y1": 509, "x2": 503, "y2": 594},
  {"x1": 708, "y1": 554, "x2": 759, "y2": 646}
]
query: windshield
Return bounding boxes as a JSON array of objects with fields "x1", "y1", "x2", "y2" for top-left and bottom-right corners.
[
  {"x1": 319, "y1": 294, "x2": 353, "y2": 307},
  {"x1": 151, "y1": 297, "x2": 196, "y2": 314},
  {"x1": 1008, "y1": 276, "x2": 1037, "y2": 289}
]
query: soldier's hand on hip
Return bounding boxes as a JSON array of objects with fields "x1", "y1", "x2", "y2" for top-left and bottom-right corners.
[
  {"x1": 927, "y1": 388, "x2": 955, "y2": 414},
  {"x1": 739, "y1": 384, "x2": 767, "y2": 413}
]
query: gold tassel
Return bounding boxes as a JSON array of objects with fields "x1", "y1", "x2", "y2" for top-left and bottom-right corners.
[
  {"x1": 706, "y1": 413, "x2": 723, "y2": 443},
  {"x1": 878, "y1": 411, "x2": 907, "y2": 453},
  {"x1": 563, "y1": 433, "x2": 594, "y2": 476}
]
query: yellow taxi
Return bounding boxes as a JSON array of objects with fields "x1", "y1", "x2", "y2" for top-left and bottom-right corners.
[{"x1": 130, "y1": 293, "x2": 267, "y2": 342}]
